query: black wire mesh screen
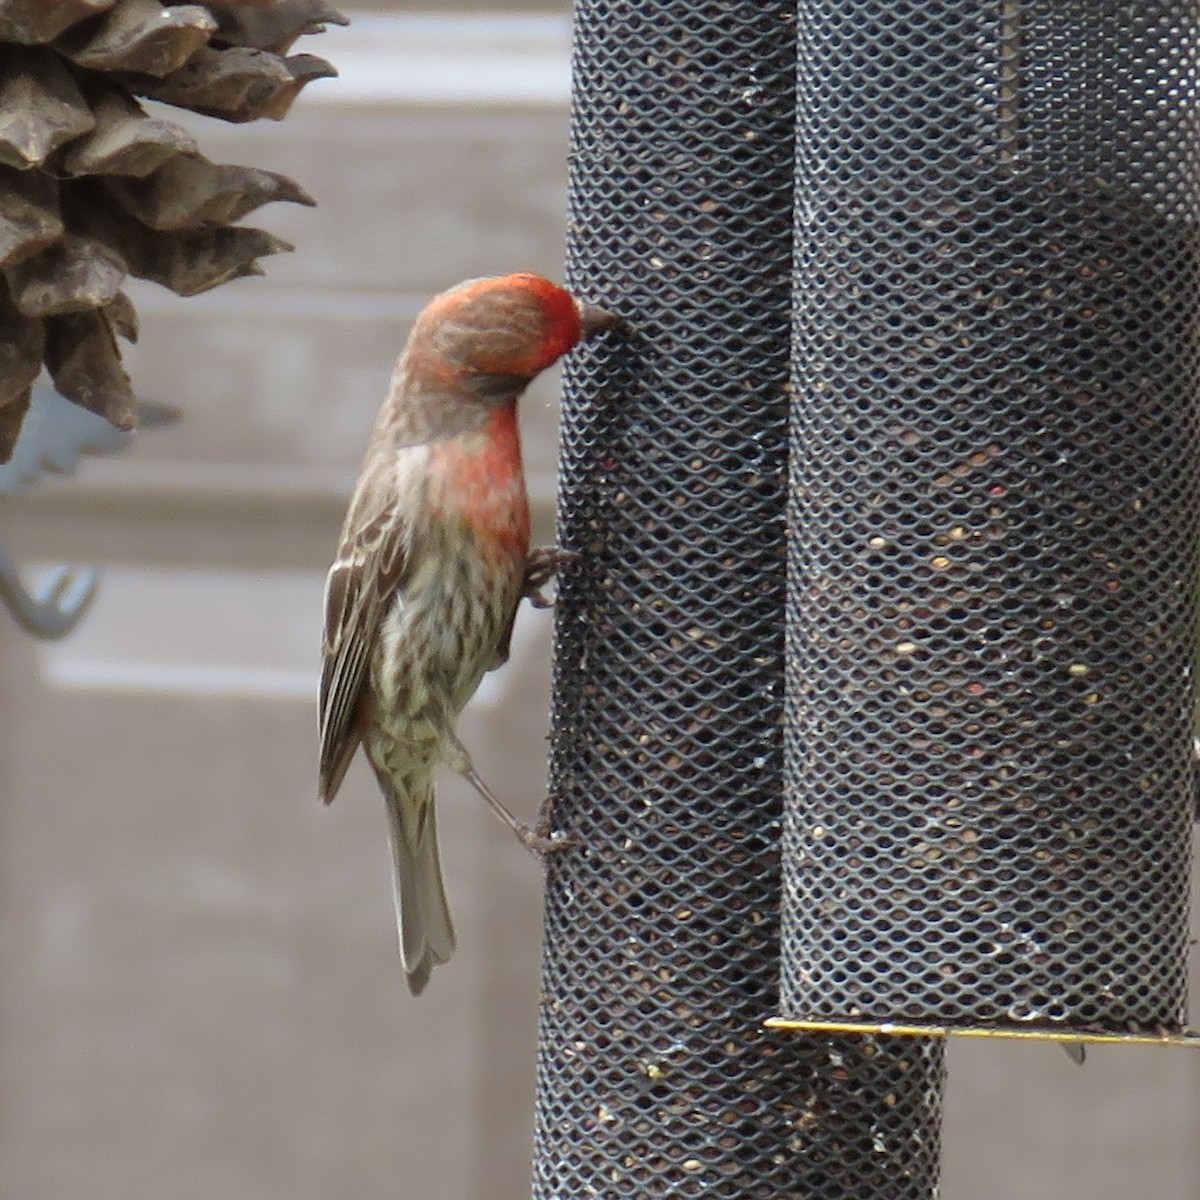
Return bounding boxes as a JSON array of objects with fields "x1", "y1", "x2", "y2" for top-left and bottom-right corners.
[
  {"x1": 531, "y1": 2, "x2": 944, "y2": 1196},
  {"x1": 782, "y1": 0, "x2": 1200, "y2": 1036}
]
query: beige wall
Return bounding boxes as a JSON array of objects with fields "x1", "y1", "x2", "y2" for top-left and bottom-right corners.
[{"x1": 2, "y1": 11, "x2": 1198, "y2": 1199}]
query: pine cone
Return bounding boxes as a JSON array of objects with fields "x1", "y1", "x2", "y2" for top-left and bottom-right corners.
[{"x1": 0, "y1": 0, "x2": 345, "y2": 461}]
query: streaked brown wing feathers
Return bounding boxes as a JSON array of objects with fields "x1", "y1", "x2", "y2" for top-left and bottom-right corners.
[{"x1": 318, "y1": 453, "x2": 412, "y2": 803}]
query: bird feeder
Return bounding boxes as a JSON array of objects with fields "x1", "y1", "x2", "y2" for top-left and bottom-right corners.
[
  {"x1": 532, "y1": 2, "x2": 944, "y2": 1197},
  {"x1": 776, "y1": 0, "x2": 1200, "y2": 1053}
]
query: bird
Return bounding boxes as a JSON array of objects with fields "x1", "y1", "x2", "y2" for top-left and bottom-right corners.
[{"x1": 318, "y1": 272, "x2": 620, "y2": 994}]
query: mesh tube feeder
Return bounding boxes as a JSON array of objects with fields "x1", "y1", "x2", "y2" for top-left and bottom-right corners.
[
  {"x1": 775, "y1": 0, "x2": 1200, "y2": 1054},
  {"x1": 532, "y1": 2, "x2": 944, "y2": 1197}
]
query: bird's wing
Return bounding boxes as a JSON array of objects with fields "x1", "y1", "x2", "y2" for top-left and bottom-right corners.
[{"x1": 318, "y1": 446, "x2": 418, "y2": 803}]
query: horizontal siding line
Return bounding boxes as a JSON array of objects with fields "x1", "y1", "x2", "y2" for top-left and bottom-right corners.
[
  {"x1": 126, "y1": 287, "x2": 433, "y2": 321},
  {"x1": 30, "y1": 459, "x2": 562, "y2": 509},
  {"x1": 41, "y1": 659, "x2": 319, "y2": 700},
  {"x1": 298, "y1": 11, "x2": 571, "y2": 108}
]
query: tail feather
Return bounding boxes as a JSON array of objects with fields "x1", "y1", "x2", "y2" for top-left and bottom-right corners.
[{"x1": 384, "y1": 785, "x2": 456, "y2": 995}]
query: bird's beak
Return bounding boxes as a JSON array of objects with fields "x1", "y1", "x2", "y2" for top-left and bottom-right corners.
[{"x1": 577, "y1": 300, "x2": 623, "y2": 338}]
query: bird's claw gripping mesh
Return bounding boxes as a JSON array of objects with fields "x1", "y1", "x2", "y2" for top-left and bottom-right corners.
[
  {"x1": 532, "y1": 2, "x2": 943, "y2": 1197},
  {"x1": 782, "y1": 0, "x2": 1200, "y2": 1037}
]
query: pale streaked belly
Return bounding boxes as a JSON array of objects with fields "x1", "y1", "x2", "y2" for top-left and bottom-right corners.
[{"x1": 369, "y1": 531, "x2": 524, "y2": 738}]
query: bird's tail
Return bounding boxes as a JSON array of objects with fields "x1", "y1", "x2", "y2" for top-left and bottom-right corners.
[{"x1": 384, "y1": 781, "x2": 456, "y2": 995}]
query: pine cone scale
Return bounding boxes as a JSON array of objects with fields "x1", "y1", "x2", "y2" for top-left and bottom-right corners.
[
  {"x1": 0, "y1": 165, "x2": 63, "y2": 266},
  {"x1": 0, "y1": 46, "x2": 94, "y2": 168}
]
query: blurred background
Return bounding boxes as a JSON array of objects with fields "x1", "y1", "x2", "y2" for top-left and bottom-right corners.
[{"x1": 1, "y1": 6, "x2": 1197, "y2": 1199}]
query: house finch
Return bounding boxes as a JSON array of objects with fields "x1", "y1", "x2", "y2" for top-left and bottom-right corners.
[{"x1": 319, "y1": 272, "x2": 620, "y2": 994}]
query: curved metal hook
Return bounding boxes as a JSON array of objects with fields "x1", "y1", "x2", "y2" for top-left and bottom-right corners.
[{"x1": 0, "y1": 541, "x2": 98, "y2": 641}]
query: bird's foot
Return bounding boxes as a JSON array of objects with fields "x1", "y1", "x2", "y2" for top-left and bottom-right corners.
[
  {"x1": 516, "y1": 823, "x2": 579, "y2": 858},
  {"x1": 523, "y1": 545, "x2": 578, "y2": 609},
  {"x1": 516, "y1": 787, "x2": 579, "y2": 858}
]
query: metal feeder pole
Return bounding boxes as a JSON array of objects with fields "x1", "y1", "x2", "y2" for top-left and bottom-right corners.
[
  {"x1": 531, "y1": 2, "x2": 944, "y2": 1196},
  {"x1": 780, "y1": 0, "x2": 1200, "y2": 1052}
]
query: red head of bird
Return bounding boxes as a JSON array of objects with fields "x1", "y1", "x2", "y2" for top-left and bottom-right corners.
[{"x1": 402, "y1": 272, "x2": 621, "y2": 413}]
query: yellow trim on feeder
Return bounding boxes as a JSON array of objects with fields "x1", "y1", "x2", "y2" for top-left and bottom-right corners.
[{"x1": 763, "y1": 1017, "x2": 1200, "y2": 1049}]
